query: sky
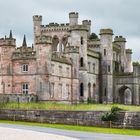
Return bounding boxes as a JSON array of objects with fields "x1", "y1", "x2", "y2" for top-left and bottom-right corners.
[{"x1": 0, "y1": 0, "x2": 140, "y2": 61}]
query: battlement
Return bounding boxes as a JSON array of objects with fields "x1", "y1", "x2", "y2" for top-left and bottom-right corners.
[
  {"x1": 99, "y1": 28, "x2": 113, "y2": 35},
  {"x1": 33, "y1": 15, "x2": 42, "y2": 21},
  {"x1": 51, "y1": 52, "x2": 71, "y2": 64},
  {"x1": 82, "y1": 20, "x2": 91, "y2": 26},
  {"x1": 126, "y1": 49, "x2": 132, "y2": 54},
  {"x1": 69, "y1": 12, "x2": 79, "y2": 18},
  {"x1": 0, "y1": 37, "x2": 16, "y2": 47},
  {"x1": 12, "y1": 47, "x2": 36, "y2": 60},
  {"x1": 114, "y1": 36, "x2": 126, "y2": 42},
  {"x1": 65, "y1": 46, "x2": 79, "y2": 53},
  {"x1": 69, "y1": 25, "x2": 88, "y2": 31},
  {"x1": 36, "y1": 35, "x2": 52, "y2": 44},
  {"x1": 41, "y1": 23, "x2": 69, "y2": 32}
]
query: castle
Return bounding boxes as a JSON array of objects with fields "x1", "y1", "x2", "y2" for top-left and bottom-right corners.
[{"x1": 0, "y1": 12, "x2": 140, "y2": 105}]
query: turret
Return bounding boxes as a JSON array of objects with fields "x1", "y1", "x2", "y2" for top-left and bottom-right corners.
[
  {"x1": 33, "y1": 15, "x2": 42, "y2": 47},
  {"x1": 82, "y1": 20, "x2": 91, "y2": 37},
  {"x1": 69, "y1": 12, "x2": 79, "y2": 26},
  {"x1": 114, "y1": 36, "x2": 127, "y2": 72},
  {"x1": 100, "y1": 28, "x2": 114, "y2": 103}
]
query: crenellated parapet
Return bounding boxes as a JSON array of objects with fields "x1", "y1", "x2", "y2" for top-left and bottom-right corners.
[
  {"x1": 33, "y1": 15, "x2": 42, "y2": 22},
  {"x1": 69, "y1": 25, "x2": 88, "y2": 31},
  {"x1": 126, "y1": 49, "x2": 132, "y2": 54},
  {"x1": 0, "y1": 37, "x2": 16, "y2": 47},
  {"x1": 100, "y1": 28, "x2": 113, "y2": 35},
  {"x1": 114, "y1": 36, "x2": 126, "y2": 43},
  {"x1": 36, "y1": 35, "x2": 52, "y2": 44},
  {"x1": 65, "y1": 46, "x2": 79, "y2": 53},
  {"x1": 41, "y1": 23, "x2": 69, "y2": 32},
  {"x1": 51, "y1": 52, "x2": 72, "y2": 64}
]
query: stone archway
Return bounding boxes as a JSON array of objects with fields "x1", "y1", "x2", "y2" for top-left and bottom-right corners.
[{"x1": 118, "y1": 86, "x2": 132, "y2": 105}]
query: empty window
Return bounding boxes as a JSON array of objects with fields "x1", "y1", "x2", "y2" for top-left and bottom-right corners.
[
  {"x1": 59, "y1": 65, "x2": 62, "y2": 74},
  {"x1": 81, "y1": 36, "x2": 83, "y2": 45},
  {"x1": 22, "y1": 83, "x2": 28, "y2": 95},
  {"x1": 80, "y1": 57, "x2": 84, "y2": 67},
  {"x1": 22, "y1": 64, "x2": 28, "y2": 72},
  {"x1": 58, "y1": 84, "x2": 62, "y2": 98},
  {"x1": 88, "y1": 62, "x2": 91, "y2": 72},
  {"x1": 80, "y1": 83, "x2": 84, "y2": 96},
  {"x1": 51, "y1": 64, "x2": 54, "y2": 73},
  {"x1": 104, "y1": 49, "x2": 106, "y2": 56},
  {"x1": 93, "y1": 63, "x2": 95, "y2": 73},
  {"x1": 108, "y1": 65, "x2": 110, "y2": 72},
  {"x1": 66, "y1": 67, "x2": 70, "y2": 77}
]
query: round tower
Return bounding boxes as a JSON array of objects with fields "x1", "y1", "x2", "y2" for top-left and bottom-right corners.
[
  {"x1": 82, "y1": 20, "x2": 91, "y2": 37},
  {"x1": 100, "y1": 28, "x2": 114, "y2": 104},
  {"x1": 69, "y1": 12, "x2": 79, "y2": 26}
]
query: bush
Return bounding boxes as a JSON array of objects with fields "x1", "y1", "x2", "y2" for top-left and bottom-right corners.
[{"x1": 87, "y1": 97, "x2": 96, "y2": 104}]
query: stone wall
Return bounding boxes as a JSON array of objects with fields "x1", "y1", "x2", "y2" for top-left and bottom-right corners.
[{"x1": 0, "y1": 109, "x2": 140, "y2": 129}]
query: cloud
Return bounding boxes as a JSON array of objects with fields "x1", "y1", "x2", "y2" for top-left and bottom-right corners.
[{"x1": 0, "y1": 0, "x2": 139, "y2": 60}]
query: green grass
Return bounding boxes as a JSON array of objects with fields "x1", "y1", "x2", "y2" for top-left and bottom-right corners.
[
  {"x1": 0, "y1": 120, "x2": 140, "y2": 136},
  {"x1": 0, "y1": 102, "x2": 140, "y2": 112}
]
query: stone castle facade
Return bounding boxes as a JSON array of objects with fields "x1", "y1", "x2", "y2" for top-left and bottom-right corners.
[{"x1": 0, "y1": 12, "x2": 140, "y2": 105}]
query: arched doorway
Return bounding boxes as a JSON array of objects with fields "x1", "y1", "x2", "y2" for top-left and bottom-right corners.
[{"x1": 118, "y1": 86, "x2": 132, "y2": 105}]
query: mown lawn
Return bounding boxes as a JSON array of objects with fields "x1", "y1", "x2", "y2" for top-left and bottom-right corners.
[
  {"x1": 0, "y1": 102, "x2": 140, "y2": 111},
  {"x1": 0, "y1": 120, "x2": 140, "y2": 136}
]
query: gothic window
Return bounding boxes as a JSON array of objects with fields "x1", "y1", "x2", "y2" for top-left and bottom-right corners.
[
  {"x1": 80, "y1": 83, "x2": 84, "y2": 96},
  {"x1": 93, "y1": 63, "x2": 95, "y2": 73},
  {"x1": 66, "y1": 67, "x2": 70, "y2": 77},
  {"x1": 51, "y1": 64, "x2": 54, "y2": 73},
  {"x1": 66, "y1": 84, "x2": 69, "y2": 99},
  {"x1": 22, "y1": 83, "x2": 28, "y2": 95},
  {"x1": 50, "y1": 83, "x2": 54, "y2": 98},
  {"x1": 81, "y1": 36, "x2": 83, "y2": 45},
  {"x1": 58, "y1": 84, "x2": 62, "y2": 98},
  {"x1": 59, "y1": 65, "x2": 62, "y2": 74},
  {"x1": 52, "y1": 36, "x2": 59, "y2": 52},
  {"x1": 80, "y1": 57, "x2": 84, "y2": 67},
  {"x1": 88, "y1": 83, "x2": 91, "y2": 98},
  {"x1": 108, "y1": 65, "x2": 111, "y2": 72},
  {"x1": 104, "y1": 49, "x2": 106, "y2": 56},
  {"x1": 88, "y1": 62, "x2": 91, "y2": 72},
  {"x1": 22, "y1": 64, "x2": 28, "y2": 72}
]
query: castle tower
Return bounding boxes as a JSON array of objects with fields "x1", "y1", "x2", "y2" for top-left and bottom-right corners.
[
  {"x1": 35, "y1": 35, "x2": 52, "y2": 101},
  {"x1": 82, "y1": 20, "x2": 91, "y2": 37},
  {"x1": 100, "y1": 29, "x2": 113, "y2": 103},
  {"x1": 69, "y1": 12, "x2": 78, "y2": 26},
  {"x1": 69, "y1": 15, "x2": 89, "y2": 100},
  {"x1": 33, "y1": 15, "x2": 42, "y2": 48},
  {"x1": 114, "y1": 36, "x2": 127, "y2": 72}
]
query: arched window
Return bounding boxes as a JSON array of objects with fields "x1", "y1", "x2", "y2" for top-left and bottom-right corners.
[
  {"x1": 80, "y1": 83, "x2": 84, "y2": 96},
  {"x1": 81, "y1": 36, "x2": 83, "y2": 45},
  {"x1": 88, "y1": 83, "x2": 91, "y2": 98},
  {"x1": 80, "y1": 57, "x2": 84, "y2": 67},
  {"x1": 52, "y1": 36, "x2": 59, "y2": 52},
  {"x1": 104, "y1": 49, "x2": 106, "y2": 56}
]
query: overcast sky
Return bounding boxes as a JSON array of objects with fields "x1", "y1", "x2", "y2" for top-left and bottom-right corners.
[{"x1": 0, "y1": 0, "x2": 140, "y2": 61}]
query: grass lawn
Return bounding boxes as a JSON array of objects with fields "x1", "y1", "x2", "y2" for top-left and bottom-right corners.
[
  {"x1": 0, "y1": 120, "x2": 140, "y2": 136},
  {"x1": 0, "y1": 102, "x2": 140, "y2": 112}
]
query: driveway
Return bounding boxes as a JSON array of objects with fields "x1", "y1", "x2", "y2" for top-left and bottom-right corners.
[{"x1": 0, "y1": 123, "x2": 140, "y2": 140}]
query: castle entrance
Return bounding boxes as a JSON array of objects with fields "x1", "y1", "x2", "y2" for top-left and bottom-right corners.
[{"x1": 118, "y1": 86, "x2": 132, "y2": 105}]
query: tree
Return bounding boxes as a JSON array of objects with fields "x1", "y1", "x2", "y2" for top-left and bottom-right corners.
[
  {"x1": 101, "y1": 106, "x2": 123, "y2": 128},
  {"x1": 89, "y1": 33, "x2": 98, "y2": 40}
]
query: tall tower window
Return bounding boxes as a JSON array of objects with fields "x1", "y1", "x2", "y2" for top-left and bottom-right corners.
[
  {"x1": 81, "y1": 36, "x2": 83, "y2": 45},
  {"x1": 80, "y1": 83, "x2": 84, "y2": 96},
  {"x1": 108, "y1": 65, "x2": 111, "y2": 72},
  {"x1": 80, "y1": 57, "x2": 84, "y2": 67},
  {"x1": 22, "y1": 83, "x2": 28, "y2": 95},
  {"x1": 104, "y1": 49, "x2": 106, "y2": 56}
]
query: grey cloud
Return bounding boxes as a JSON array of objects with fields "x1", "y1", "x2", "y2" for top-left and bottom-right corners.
[{"x1": 0, "y1": 0, "x2": 140, "y2": 60}]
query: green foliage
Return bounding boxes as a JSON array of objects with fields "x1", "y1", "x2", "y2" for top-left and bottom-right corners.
[
  {"x1": 101, "y1": 106, "x2": 123, "y2": 122},
  {"x1": 133, "y1": 61, "x2": 140, "y2": 66},
  {"x1": 89, "y1": 33, "x2": 98, "y2": 40},
  {"x1": 87, "y1": 97, "x2": 96, "y2": 104}
]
